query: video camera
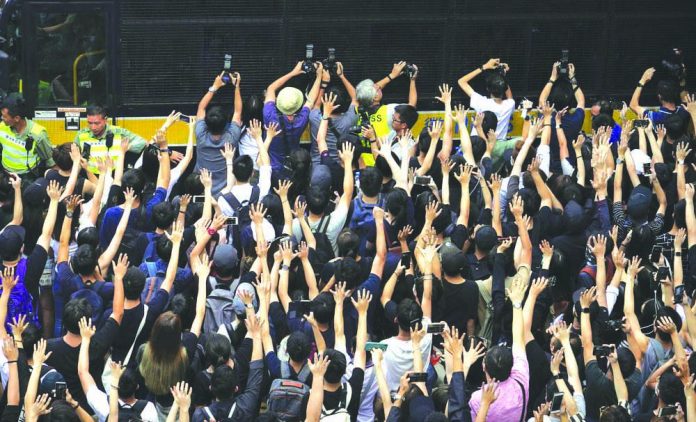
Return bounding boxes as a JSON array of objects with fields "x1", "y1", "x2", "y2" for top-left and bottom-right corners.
[{"x1": 662, "y1": 47, "x2": 686, "y2": 80}]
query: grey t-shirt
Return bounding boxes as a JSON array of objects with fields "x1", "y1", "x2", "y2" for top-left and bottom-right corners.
[
  {"x1": 309, "y1": 107, "x2": 358, "y2": 165},
  {"x1": 195, "y1": 120, "x2": 242, "y2": 197}
]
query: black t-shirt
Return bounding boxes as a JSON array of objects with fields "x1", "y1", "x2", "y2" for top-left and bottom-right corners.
[
  {"x1": 436, "y1": 279, "x2": 479, "y2": 335},
  {"x1": 525, "y1": 340, "x2": 552, "y2": 414},
  {"x1": 46, "y1": 317, "x2": 120, "y2": 411},
  {"x1": 45, "y1": 169, "x2": 85, "y2": 197},
  {"x1": 322, "y1": 367, "x2": 364, "y2": 422}
]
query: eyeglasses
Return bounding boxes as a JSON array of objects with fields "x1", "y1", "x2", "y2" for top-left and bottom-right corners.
[{"x1": 392, "y1": 116, "x2": 403, "y2": 124}]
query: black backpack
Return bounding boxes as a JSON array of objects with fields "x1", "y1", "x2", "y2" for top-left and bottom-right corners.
[
  {"x1": 222, "y1": 185, "x2": 260, "y2": 251},
  {"x1": 308, "y1": 215, "x2": 335, "y2": 277},
  {"x1": 118, "y1": 399, "x2": 148, "y2": 422}
]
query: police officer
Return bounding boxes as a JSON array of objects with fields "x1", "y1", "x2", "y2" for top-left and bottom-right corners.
[
  {"x1": 73, "y1": 104, "x2": 147, "y2": 174},
  {"x1": 0, "y1": 94, "x2": 55, "y2": 179}
]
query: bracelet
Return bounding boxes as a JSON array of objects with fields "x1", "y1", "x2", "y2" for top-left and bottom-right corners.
[
  {"x1": 675, "y1": 252, "x2": 682, "y2": 257},
  {"x1": 637, "y1": 82, "x2": 644, "y2": 88},
  {"x1": 6, "y1": 360, "x2": 16, "y2": 364},
  {"x1": 548, "y1": 79, "x2": 555, "y2": 84},
  {"x1": 572, "y1": 85, "x2": 580, "y2": 92},
  {"x1": 72, "y1": 403, "x2": 79, "y2": 410},
  {"x1": 369, "y1": 139, "x2": 377, "y2": 144},
  {"x1": 480, "y1": 66, "x2": 485, "y2": 72},
  {"x1": 179, "y1": 210, "x2": 186, "y2": 214},
  {"x1": 111, "y1": 385, "x2": 119, "y2": 390},
  {"x1": 322, "y1": 115, "x2": 330, "y2": 120},
  {"x1": 543, "y1": 123, "x2": 551, "y2": 128},
  {"x1": 320, "y1": 82, "x2": 329, "y2": 88},
  {"x1": 280, "y1": 264, "x2": 290, "y2": 271},
  {"x1": 387, "y1": 74, "x2": 393, "y2": 81},
  {"x1": 552, "y1": 373, "x2": 561, "y2": 379}
]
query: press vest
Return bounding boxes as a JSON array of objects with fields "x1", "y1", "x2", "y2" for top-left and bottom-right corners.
[
  {"x1": 76, "y1": 126, "x2": 124, "y2": 174},
  {"x1": 0, "y1": 120, "x2": 44, "y2": 173},
  {"x1": 358, "y1": 104, "x2": 390, "y2": 167}
]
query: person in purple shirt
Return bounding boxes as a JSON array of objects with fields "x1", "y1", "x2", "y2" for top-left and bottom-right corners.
[{"x1": 263, "y1": 61, "x2": 324, "y2": 176}]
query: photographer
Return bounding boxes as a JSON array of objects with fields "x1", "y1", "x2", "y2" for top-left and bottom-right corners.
[
  {"x1": 0, "y1": 94, "x2": 54, "y2": 179},
  {"x1": 458, "y1": 58, "x2": 515, "y2": 139},
  {"x1": 538, "y1": 61, "x2": 586, "y2": 174},
  {"x1": 630, "y1": 67, "x2": 690, "y2": 126},
  {"x1": 263, "y1": 61, "x2": 324, "y2": 177},
  {"x1": 309, "y1": 61, "x2": 358, "y2": 166},
  {"x1": 355, "y1": 61, "x2": 418, "y2": 165}
]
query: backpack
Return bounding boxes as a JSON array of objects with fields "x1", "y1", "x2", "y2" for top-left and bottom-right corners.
[
  {"x1": 203, "y1": 278, "x2": 243, "y2": 335},
  {"x1": 222, "y1": 186, "x2": 260, "y2": 252},
  {"x1": 320, "y1": 382, "x2": 352, "y2": 422},
  {"x1": 308, "y1": 215, "x2": 335, "y2": 277},
  {"x1": 349, "y1": 195, "x2": 382, "y2": 255},
  {"x1": 142, "y1": 261, "x2": 166, "y2": 305},
  {"x1": 118, "y1": 399, "x2": 148, "y2": 422},
  {"x1": 203, "y1": 402, "x2": 237, "y2": 422},
  {"x1": 141, "y1": 232, "x2": 160, "y2": 263},
  {"x1": 267, "y1": 379, "x2": 310, "y2": 421},
  {"x1": 70, "y1": 282, "x2": 106, "y2": 327},
  {"x1": 1, "y1": 259, "x2": 39, "y2": 331}
]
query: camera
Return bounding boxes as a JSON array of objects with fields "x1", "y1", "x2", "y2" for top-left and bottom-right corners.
[
  {"x1": 221, "y1": 53, "x2": 236, "y2": 84},
  {"x1": 593, "y1": 344, "x2": 614, "y2": 357},
  {"x1": 558, "y1": 49, "x2": 570, "y2": 76},
  {"x1": 405, "y1": 63, "x2": 418, "y2": 79},
  {"x1": 662, "y1": 48, "x2": 686, "y2": 80},
  {"x1": 322, "y1": 48, "x2": 338, "y2": 76},
  {"x1": 302, "y1": 44, "x2": 315, "y2": 74}
]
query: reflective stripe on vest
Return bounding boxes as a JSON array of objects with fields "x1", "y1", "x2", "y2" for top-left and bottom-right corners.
[
  {"x1": 0, "y1": 122, "x2": 42, "y2": 172},
  {"x1": 77, "y1": 129, "x2": 123, "y2": 174}
]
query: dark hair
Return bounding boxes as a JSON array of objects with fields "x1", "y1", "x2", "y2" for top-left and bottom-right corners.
[
  {"x1": 306, "y1": 185, "x2": 329, "y2": 215},
  {"x1": 86, "y1": 104, "x2": 108, "y2": 118},
  {"x1": 48, "y1": 400, "x2": 81, "y2": 421},
  {"x1": 375, "y1": 155, "x2": 392, "y2": 179},
  {"x1": 2, "y1": 95, "x2": 30, "y2": 119},
  {"x1": 242, "y1": 95, "x2": 263, "y2": 127},
  {"x1": 395, "y1": 105, "x2": 418, "y2": 128},
  {"x1": 63, "y1": 298, "x2": 93, "y2": 335},
  {"x1": 122, "y1": 267, "x2": 146, "y2": 300},
  {"x1": 657, "y1": 372, "x2": 684, "y2": 405},
  {"x1": 664, "y1": 113, "x2": 686, "y2": 140},
  {"x1": 327, "y1": 86, "x2": 350, "y2": 114},
  {"x1": 625, "y1": 224, "x2": 655, "y2": 262},
  {"x1": 21, "y1": 323, "x2": 42, "y2": 354},
  {"x1": 486, "y1": 74, "x2": 507, "y2": 99},
  {"x1": 169, "y1": 293, "x2": 194, "y2": 329},
  {"x1": 184, "y1": 172, "x2": 205, "y2": 196},
  {"x1": 287, "y1": 331, "x2": 312, "y2": 363},
  {"x1": 481, "y1": 111, "x2": 498, "y2": 135},
  {"x1": 152, "y1": 202, "x2": 175, "y2": 230},
  {"x1": 233, "y1": 155, "x2": 254, "y2": 183},
  {"x1": 288, "y1": 149, "x2": 312, "y2": 197},
  {"x1": 118, "y1": 368, "x2": 139, "y2": 399},
  {"x1": 396, "y1": 298, "x2": 422, "y2": 331},
  {"x1": 72, "y1": 244, "x2": 98, "y2": 276},
  {"x1": 310, "y1": 292, "x2": 334, "y2": 324},
  {"x1": 598, "y1": 405, "x2": 631, "y2": 421},
  {"x1": 205, "y1": 334, "x2": 232, "y2": 368},
  {"x1": 484, "y1": 345, "x2": 513, "y2": 381},
  {"x1": 156, "y1": 235, "x2": 173, "y2": 261},
  {"x1": 337, "y1": 230, "x2": 360, "y2": 258},
  {"x1": 592, "y1": 114, "x2": 614, "y2": 132},
  {"x1": 549, "y1": 83, "x2": 574, "y2": 111},
  {"x1": 323, "y1": 349, "x2": 347, "y2": 384},
  {"x1": 657, "y1": 80, "x2": 681, "y2": 105},
  {"x1": 359, "y1": 167, "x2": 382, "y2": 198},
  {"x1": 122, "y1": 169, "x2": 146, "y2": 198},
  {"x1": 205, "y1": 105, "x2": 228, "y2": 135},
  {"x1": 470, "y1": 136, "x2": 487, "y2": 164},
  {"x1": 76, "y1": 227, "x2": 99, "y2": 249},
  {"x1": 385, "y1": 188, "x2": 408, "y2": 228},
  {"x1": 260, "y1": 194, "x2": 283, "y2": 227},
  {"x1": 336, "y1": 257, "x2": 362, "y2": 290},
  {"x1": 211, "y1": 365, "x2": 238, "y2": 400},
  {"x1": 53, "y1": 143, "x2": 74, "y2": 171},
  {"x1": 594, "y1": 100, "x2": 614, "y2": 117}
]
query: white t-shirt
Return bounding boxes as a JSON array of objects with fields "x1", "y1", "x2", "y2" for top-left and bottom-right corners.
[
  {"x1": 237, "y1": 131, "x2": 260, "y2": 170},
  {"x1": 380, "y1": 316, "x2": 433, "y2": 392},
  {"x1": 291, "y1": 203, "x2": 350, "y2": 256},
  {"x1": 217, "y1": 165, "x2": 272, "y2": 217},
  {"x1": 86, "y1": 384, "x2": 158, "y2": 422},
  {"x1": 469, "y1": 92, "x2": 515, "y2": 139}
]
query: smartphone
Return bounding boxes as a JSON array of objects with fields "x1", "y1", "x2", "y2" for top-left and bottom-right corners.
[
  {"x1": 192, "y1": 195, "x2": 205, "y2": 203},
  {"x1": 414, "y1": 176, "x2": 432, "y2": 186},
  {"x1": 674, "y1": 285, "x2": 685, "y2": 304},
  {"x1": 226, "y1": 217, "x2": 238, "y2": 225},
  {"x1": 634, "y1": 119, "x2": 649, "y2": 128},
  {"x1": 179, "y1": 114, "x2": 191, "y2": 123},
  {"x1": 550, "y1": 392, "x2": 564, "y2": 414},
  {"x1": 408, "y1": 372, "x2": 428, "y2": 383},
  {"x1": 426, "y1": 323, "x2": 445, "y2": 334},
  {"x1": 400, "y1": 252, "x2": 410, "y2": 268},
  {"x1": 54, "y1": 381, "x2": 67, "y2": 400},
  {"x1": 658, "y1": 405, "x2": 678, "y2": 417},
  {"x1": 365, "y1": 342, "x2": 388, "y2": 352},
  {"x1": 289, "y1": 300, "x2": 311, "y2": 317},
  {"x1": 656, "y1": 266, "x2": 671, "y2": 283},
  {"x1": 593, "y1": 344, "x2": 614, "y2": 357},
  {"x1": 82, "y1": 143, "x2": 91, "y2": 160},
  {"x1": 650, "y1": 246, "x2": 662, "y2": 264},
  {"x1": 643, "y1": 162, "x2": 651, "y2": 174}
]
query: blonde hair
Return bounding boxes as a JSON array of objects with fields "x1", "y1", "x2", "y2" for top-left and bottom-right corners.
[{"x1": 138, "y1": 343, "x2": 188, "y2": 396}]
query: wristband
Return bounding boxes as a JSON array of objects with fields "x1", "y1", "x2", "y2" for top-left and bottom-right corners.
[
  {"x1": 320, "y1": 82, "x2": 329, "y2": 88},
  {"x1": 6, "y1": 360, "x2": 16, "y2": 364},
  {"x1": 322, "y1": 115, "x2": 330, "y2": 120},
  {"x1": 548, "y1": 79, "x2": 555, "y2": 84},
  {"x1": 387, "y1": 74, "x2": 393, "y2": 81},
  {"x1": 179, "y1": 210, "x2": 186, "y2": 214},
  {"x1": 72, "y1": 403, "x2": 79, "y2": 410},
  {"x1": 111, "y1": 385, "x2": 119, "y2": 390},
  {"x1": 616, "y1": 158, "x2": 624, "y2": 165},
  {"x1": 553, "y1": 373, "x2": 561, "y2": 379},
  {"x1": 572, "y1": 85, "x2": 580, "y2": 92},
  {"x1": 675, "y1": 252, "x2": 682, "y2": 257},
  {"x1": 320, "y1": 150, "x2": 330, "y2": 159},
  {"x1": 543, "y1": 123, "x2": 551, "y2": 128},
  {"x1": 369, "y1": 139, "x2": 377, "y2": 144},
  {"x1": 480, "y1": 66, "x2": 485, "y2": 72},
  {"x1": 207, "y1": 227, "x2": 216, "y2": 236},
  {"x1": 582, "y1": 307, "x2": 590, "y2": 314},
  {"x1": 637, "y1": 82, "x2": 644, "y2": 88},
  {"x1": 159, "y1": 148, "x2": 170, "y2": 153}
]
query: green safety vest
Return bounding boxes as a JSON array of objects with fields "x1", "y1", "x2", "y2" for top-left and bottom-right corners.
[
  {"x1": 76, "y1": 126, "x2": 124, "y2": 174},
  {"x1": 0, "y1": 121, "x2": 44, "y2": 173}
]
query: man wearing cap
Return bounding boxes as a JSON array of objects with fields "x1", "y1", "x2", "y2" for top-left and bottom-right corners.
[
  {"x1": 263, "y1": 61, "x2": 324, "y2": 176},
  {"x1": 0, "y1": 93, "x2": 55, "y2": 179},
  {"x1": 196, "y1": 72, "x2": 243, "y2": 197}
]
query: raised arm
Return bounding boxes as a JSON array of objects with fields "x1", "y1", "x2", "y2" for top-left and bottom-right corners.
[
  {"x1": 190, "y1": 253, "x2": 210, "y2": 337},
  {"x1": 7, "y1": 174, "x2": 22, "y2": 226},
  {"x1": 591, "y1": 235, "x2": 608, "y2": 308},
  {"x1": 416, "y1": 120, "x2": 442, "y2": 176},
  {"x1": 458, "y1": 58, "x2": 499, "y2": 97},
  {"x1": 687, "y1": 184, "x2": 696, "y2": 249},
  {"x1": 381, "y1": 264, "x2": 405, "y2": 308},
  {"x1": 294, "y1": 199, "x2": 316, "y2": 250},
  {"x1": 408, "y1": 65, "x2": 418, "y2": 107},
  {"x1": 418, "y1": 240, "x2": 437, "y2": 320},
  {"x1": 274, "y1": 180, "x2": 293, "y2": 236},
  {"x1": 98, "y1": 189, "x2": 135, "y2": 274},
  {"x1": 88, "y1": 160, "x2": 109, "y2": 226},
  {"x1": 336, "y1": 63, "x2": 357, "y2": 105},
  {"x1": 524, "y1": 278, "x2": 548, "y2": 344},
  {"x1": 510, "y1": 195, "x2": 532, "y2": 266},
  {"x1": 232, "y1": 73, "x2": 243, "y2": 125},
  {"x1": 371, "y1": 207, "x2": 387, "y2": 279},
  {"x1": 437, "y1": 84, "x2": 454, "y2": 161},
  {"x1": 277, "y1": 241, "x2": 294, "y2": 313},
  {"x1": 304, "y1": 64, "x2": 324, "y2": 109},
  {"x1": 159, "y1": 223, "x2": 182, "y2": 294},
  {"x1": 306, "y1": 354, "x2": 329, "y2": 422},
  {"x1": 331, "y1": 282, "x2": 347, "y2": 352},
  {"x1": 351, "y1": 290, "x2": 371, "y2": 370},
  {"x1": 507, "y1": 264, "x2": 528, "y2": 354},
  {"x1": 36, "y1": 181, "x2": 63, "y2": 253},
  {"x1": 196, "y1": 73, "x2": 226, "y2": 119},
  {"x1": 298, "y1": 242, "x2": 318, "y2": 300},
  {"x1": 336, "y1": 143, "x2": 355, "y2": 212},
  {"x1": 376, "y1": 61, "x2": 407, "y2": 90},
  {"x1": 455, "y1": 164, "x2": 473, "y2": 226},
  {"x1": 629, "y1": 68, "x2": 655, "y2": 116},
  {"x1": 265, "y1": 62, "x2": 304, "y2": 103},
  {"x1": 77, "y1": 317, "x2": 97, "y2": 394},
  {"x1": 624, "y1": 257, "x2": 650, "y2": 352},
  {"x1": 538, "y1": 62, "x2": 559, "y2": 106},
  {"x1": 553, "y1": 322, "x2": 583, "y2": 394},
  {"x1": 154, "y1": 131, "x2": 171, "y2": 190},
  {"x1": 489, "y1": 174, "x2": 502, "y2": 235}
]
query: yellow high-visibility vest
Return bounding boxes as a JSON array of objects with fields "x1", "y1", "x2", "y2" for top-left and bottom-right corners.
[
  {"x1": 76, "y1": 126, "x2": 124, "y2": 174},
  {"x1": 0, "y1": 121, "x2": 44, "y2": 173},
  {"x1": 358, "y1": 104, "x2": 391, "y2": 167}
]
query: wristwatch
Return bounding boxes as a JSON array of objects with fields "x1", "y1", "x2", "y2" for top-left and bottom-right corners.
[
  {"x1": 207, "y1": 227, "x2": 216, "y2": 236},
  {"x1": 512, "y1": 301, "x2": 522, "y2": 309},
  {"x1": 208, "y1": 86, "x2": 218, "y2": 93},
  {"x1": 65, "y1": 211, "x2": 74, "y2": 219},
  {"x1": 581, "y1": 307, "x2": 590, "y2": 314},
  {"x1": 245, "y1": 303, "x2": 254, "y2": 309}
]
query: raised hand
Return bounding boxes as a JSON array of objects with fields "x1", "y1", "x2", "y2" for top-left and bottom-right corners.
[
  {"x1": 1, "y1": 266, "x2": 17, "y2": 292},
  {"x1": 435, "y1": 84, "x2": 452, "y2": 105},
  {"x1": 481, "y1": 381, "x2": 499, "y2": 406},
  {"x1": 351, "y1": 289, "x2": 372, "y2": 314},
  {"x1": 10, "y1": 314, "x2": 28, "y2": 339},
  {"x1": 331, "y1": 281, "x2": 348, "y2": 304},
  {"x1": 455, "y1": 164, "x2": 473, "y2": 186},
  {"x1": 46, "y1": 180, "x2": 63, "y2": 202},
  {"x1": 509, "y1": 194, "x2": 524, "y2": 219},
  {"x1": 539, "y1": 240, "x2": 554, "y2": 260},
  {"x1": 220, "y1": 143, "x2": 236, "y2": 161},
  {"x1": 32, "y1": 339, "x2": 52, "y2": 366},
  {"x1": 590, "y1": 234, "x2": 606, "y2": 258},
  {"x1": 427, "y1": 120, "x2": 443, "y2": 140},
  {"x1": 249, "y1": 203, "x2": 267, "y2": 225},
  {"x1": 579, "y1": 286, "x2": 597, "y2": 309},
  {"x1": 322, "y1": 92, "x2": 339, "y2": 117},
  {"x1": 398, "y1": 225, "x2": 413, "y2": 242},
  {"x1": 273, "y1": 179, "x2": 292, "y2": 199},
  {"x1": 171, "y1": 381, "x2": 192, "y2": 410},
  {"x1": 111, "y1": 253, "x2": 129, "y2": 280},
  {"x1": 462, "y1": 338, "x2": 486, "y2": 376},
  {"x1": 199, "y1": 168, "x2": 212, "y2": 189},
  {"x1": 79, "y1": 317, "x2": 96, "y2": 340},
  {"x1": 308, "y1": 352, "x2": 331, "y2": 378}
]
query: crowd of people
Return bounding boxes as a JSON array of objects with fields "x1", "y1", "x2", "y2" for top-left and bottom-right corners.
[{"x1": 0, "y1": 54, "x2": 694, "y2": 422}]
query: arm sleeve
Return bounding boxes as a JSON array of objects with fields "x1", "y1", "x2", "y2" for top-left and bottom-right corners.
[
  {"x1": 606, "y1": 285, "x2": 620, "y2": 314},
  {"x1": 24, "y1": 245, "x2": 48, "y2": 299},
  {"x1": 448, "y1": 372, "x2": 473, "y2": 422},
  {"x1": 649, "y1": 214, "x2": 665, "y2": 236},
  {"x1": 265, "y1": 351, "x2": 281, "y2": 379},
  {"x1": 537, "y1": 144, "x2": 551, "y2": 177},
  {"x1": 145, "y1": 188, "x2": 167, "y2": 222},
  {"x1": 386, "y1": 405, "x2": 402, "y2": 422},
  {"x1": 561, "y1": 158, "x2": 575, "y2": 176},
  {"x1": 89, "y1": 318, "x2": 120, "y2": 359},
  {"x1": 258, "y1": 165, "x2": 273, "y2": 198},
  {"x1": 230, "y1": 360, "x2": 264, "y2": 421},
  {"x1": 85, "y1": 384, "x2": 110, "y2": 421},
  {"x1": 612, "y1": 202, "x2": 627, "y2": 239},
  {"x1": 36, "y1": 132, "x2": 56, "y2": 167},
  {"x1": 121, "y1": 128, "x2": 148, "y2": 154}
]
